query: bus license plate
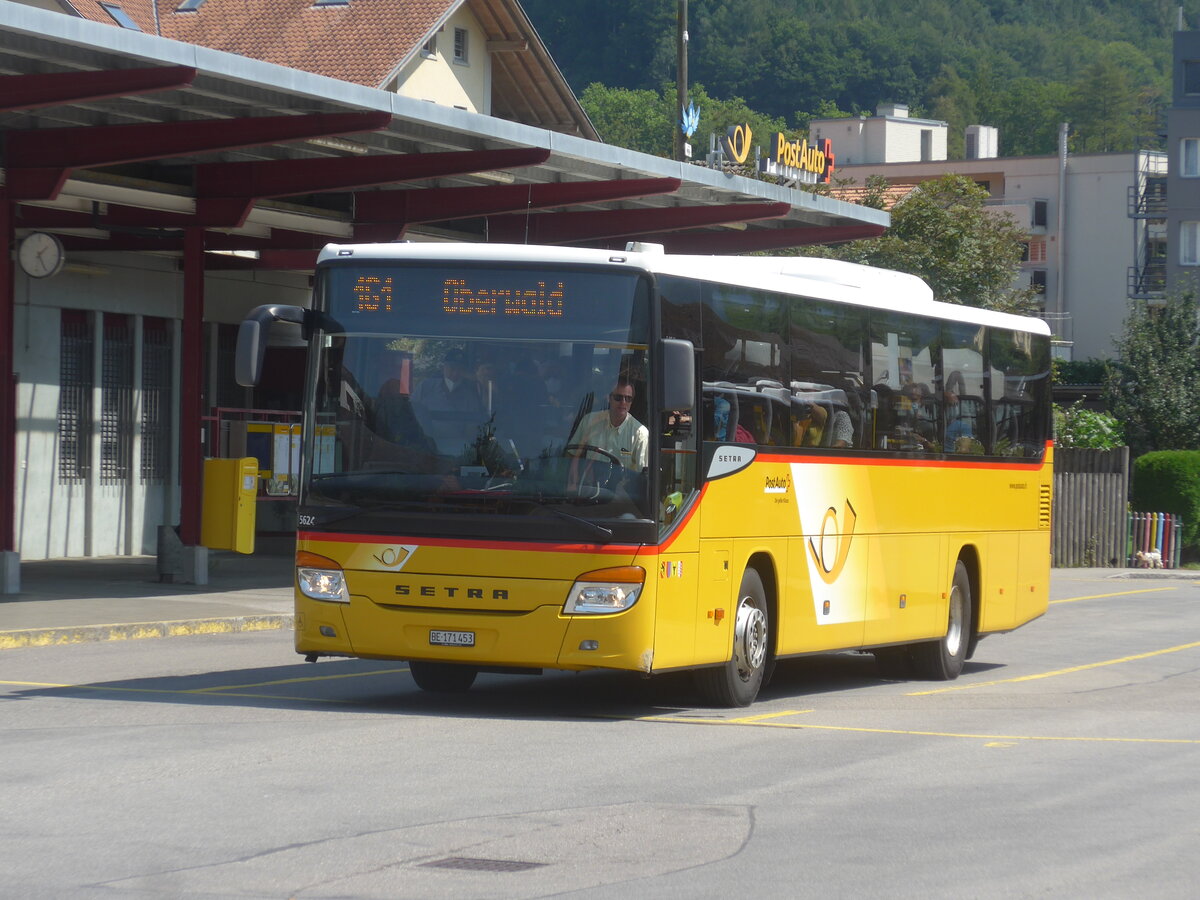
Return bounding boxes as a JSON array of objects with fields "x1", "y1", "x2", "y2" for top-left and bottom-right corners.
[{"x1": 429, "y1": 630, "x2": 475, "y2": 647}]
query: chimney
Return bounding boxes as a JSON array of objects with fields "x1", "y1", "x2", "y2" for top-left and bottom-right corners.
[{"x1": 965, "y1": 125, "x2": 999, "y2": 159}]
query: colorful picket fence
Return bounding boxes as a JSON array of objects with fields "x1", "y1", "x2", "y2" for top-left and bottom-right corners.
[{"x1": 1127, "y1": 511, "x2": 1183, "y2": 569}]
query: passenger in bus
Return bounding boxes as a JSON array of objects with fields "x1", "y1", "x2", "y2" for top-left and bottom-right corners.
[
  {"x1": 944, "y1": 371, "x2": 976, "y2": 450},
  {"x1": 567, "y1": 377, "x2": 649, "y2": 470},
  {"x1": 893, "y1": 382, "x2": 937, "y2": 450},
  {"x1": 412, "y1": 347, "x2": 484, "y2": 454},
  {"x1": 794, "y1": 399, "x2": 853, "y2": 448},
  {"x1": 472, "y1": 360, "x2": 499, "y2": 412}
]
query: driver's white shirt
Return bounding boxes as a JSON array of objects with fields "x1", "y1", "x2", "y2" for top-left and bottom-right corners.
[{"x1": 569, "y1": 411, "x2": 648, "y2": 470}]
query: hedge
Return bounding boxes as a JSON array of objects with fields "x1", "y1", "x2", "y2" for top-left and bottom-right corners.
[{"x1": 1130, "y1": 451, "x2": 1200, "y2": 557}]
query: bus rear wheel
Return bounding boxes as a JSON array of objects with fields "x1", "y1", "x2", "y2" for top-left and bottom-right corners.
[
  {"x1": 409, "y1": 661, "x2": 478, "y2": 693},
  {"x1": 910, "y1": 560, "x2": 971, "y2": 680},
  {"x1": 695, "y1": 568, "x2": 770, "y2": 707}
]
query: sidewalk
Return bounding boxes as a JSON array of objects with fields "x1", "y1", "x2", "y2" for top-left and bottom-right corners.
[
  {"x1": 1, "y1": 555, "x2": 1195, "y2": 651},
  {"x1": 0, "y1": 540, "x2": 295, "y2": 650}
]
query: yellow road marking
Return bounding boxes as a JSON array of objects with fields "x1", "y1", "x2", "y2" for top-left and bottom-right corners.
[
  {"x1": 908, "y1": 640, "x2": 1200, "y2": 696},
  {"x1": 635, "y1": 715, "x2": 1200, "y2": 744},
  {"x1": 201, "y1": 667, "x2": 409, "y2": 691},
  {"x1": 725, "y1": 709, "x2": 814, "y2": 724},
  {"x1": 1050, "y1": 587, "x2": 1174, "y2": 605}
]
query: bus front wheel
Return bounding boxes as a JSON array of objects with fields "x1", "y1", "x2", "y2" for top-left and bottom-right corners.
[
  {"x1": 910, "y1": 560, "x2": 971, "y2": 680},
  {"x1": 409, "y1": 661, "x2": 478, "y2": 693},
  {"x1": 695, "y1": 568, "x2": 770, "y2": 707}
]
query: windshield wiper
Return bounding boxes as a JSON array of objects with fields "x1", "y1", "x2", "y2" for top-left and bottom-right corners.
[{"x1": 538, "y1": 504, "x2": 614, "y2": 540}]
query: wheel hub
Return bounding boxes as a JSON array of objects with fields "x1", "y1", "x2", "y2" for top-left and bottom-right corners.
[
  {"x1": 733, "y1": 597, "x2": 767, "y2": 681},
  {"x1": 945, "y1": 584, "x2": 964, "y2": 657}
]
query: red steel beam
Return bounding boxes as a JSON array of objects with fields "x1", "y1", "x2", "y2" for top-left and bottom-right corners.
[
  {"x1": 484, "y1": 201, "x2": 792, "y2": 244},
  {"x1": 0, "y1": 66, "x2": 197, "y2": 113},
  {"x1": 4, "y1": 110, "x2": 393, "y2": 200}
]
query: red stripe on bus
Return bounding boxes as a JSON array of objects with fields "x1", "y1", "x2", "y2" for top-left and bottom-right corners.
[
  {"x1": 753, "y1": 452, "x2": 1051, "y2": 471},
  {"x1": 298, "y1": 531, "x2": 643, "y2": 553}
]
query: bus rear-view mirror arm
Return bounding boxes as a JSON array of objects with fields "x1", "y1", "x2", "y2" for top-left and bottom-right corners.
[
  {"x1": 236, "y1": 304, "x2": 310, "y2": 387},
  {"x1": 659, "y1": 338, "x2": 695, "y2": 412}
]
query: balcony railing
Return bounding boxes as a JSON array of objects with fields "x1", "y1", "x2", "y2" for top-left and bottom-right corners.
[
  {"x1": 1128, "y1": 183, "x2": 1167, "y2": 218},
  {"x1": 1128, "y1": 263, "x2": 1166, "y2": 298},
  {"x1": 1039, "y1": 311, "x2": 1072, "y2": 343}
]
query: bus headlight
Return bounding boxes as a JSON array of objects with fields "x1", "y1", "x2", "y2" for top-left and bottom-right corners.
[
  {"x1": 296, "y1": 551, "x2": 350, "y2": 603},
  {"x1": 564, "y1": 567, "x2": 645, "y2": 614}
]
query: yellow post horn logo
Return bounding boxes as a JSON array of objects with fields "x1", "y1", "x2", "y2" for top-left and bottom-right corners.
[
  {"x1": 373, "y1": 546, "x2": 412, "y2": 569},
  {"x1": 807, "y1": 500, "x2": 857, "y2": 584},
  {"x1": 721, "y1": 124, "x2": 754, "y2": 164}
]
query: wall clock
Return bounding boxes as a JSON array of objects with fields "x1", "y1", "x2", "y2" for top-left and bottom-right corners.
[{"x1": 18, "y1": 232, "x2": 66, "y2": 279}]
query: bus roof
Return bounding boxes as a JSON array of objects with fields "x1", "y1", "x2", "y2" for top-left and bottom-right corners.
[{"x1": 317, "y1": 242, "x2": 1052, "y2": 336}]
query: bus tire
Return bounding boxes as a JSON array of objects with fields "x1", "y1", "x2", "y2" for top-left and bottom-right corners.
[
  {"x1": 911, "y1": 560, "x2": 971, "y2": 680},
  {"x1": 695, "y1": 568, "x2": 770, "y2": 707},
  {"x1": 409, "y1": 661, "x2": 478, "y2": 693}
]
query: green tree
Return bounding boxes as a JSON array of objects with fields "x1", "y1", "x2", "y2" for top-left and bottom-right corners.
[
  {"x1": 1106, "y1": 290, "x2": 1200, "y2": 456},
  {"x1": 814, "y1": 174, "x2": 1037, "y2": 312},
  {"x1": 579, "y1": 83, "x2": 672, "y2": 156},
  {"x1": 1053, "y1": 402, "x2": 1125, "y2": 449},
  {"x1": 1068, "y1": 56, "x2": 1143, "y2": 152},
  {"x1": 580, "y1": 81, "x2": 787, "y2": 159},
  {"x1": 989, "y1": 78, "x2": 1071, "y2": 156}
]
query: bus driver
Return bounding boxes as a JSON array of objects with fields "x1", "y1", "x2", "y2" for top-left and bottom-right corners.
[{"x1": 568, "y1": 377, "x2": 649, "y2": 471}]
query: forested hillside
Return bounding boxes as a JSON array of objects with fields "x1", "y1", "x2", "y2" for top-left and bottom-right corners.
[{"x1": 522, "y1": 0, "x2": 1190, "y2": 157}]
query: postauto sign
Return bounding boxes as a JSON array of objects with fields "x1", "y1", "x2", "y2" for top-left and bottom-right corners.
[{"x1": 720, "y1": 124, "x2": 835, "y2": 185}]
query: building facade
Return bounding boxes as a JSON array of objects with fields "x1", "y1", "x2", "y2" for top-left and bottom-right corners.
[
  {"x1": 820, "y1": 110, "x2": 1163, "y2": 363},
  {"x1": 1167, "y1": 30, "x2": 1200, "y2": 294}
]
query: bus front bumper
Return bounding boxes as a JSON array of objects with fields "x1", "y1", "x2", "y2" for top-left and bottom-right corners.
[{"x1": 295, "y1": 592, "x2": 657, "y2": 674}]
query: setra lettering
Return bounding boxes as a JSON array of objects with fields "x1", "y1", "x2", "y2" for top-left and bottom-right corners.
[{"x1": 395, "y1": 584, "x2": 510, "y2": 599}]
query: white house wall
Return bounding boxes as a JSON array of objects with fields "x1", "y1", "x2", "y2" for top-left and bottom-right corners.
[
  {"x1": 394, "y1": 5, "x2": 490, "y2": 114},
  {"x1": 1062, "y1": 156, "x2": 1138, "y2": 361}
]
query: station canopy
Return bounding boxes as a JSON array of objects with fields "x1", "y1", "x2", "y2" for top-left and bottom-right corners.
[{"x1": 0, "y1": 5, "x2": 888, "y2": 269}]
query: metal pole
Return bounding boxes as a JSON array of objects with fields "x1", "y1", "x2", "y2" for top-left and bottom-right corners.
[
  {"x1": 1055, "y1": 122, "x2": 1069, "y2": 319},
  {"x1": 675, "y1": 0, "x2": 688, "y2": 161},
  {"x1": 180, "y1": 227, "x2": 205, "y2": 546},
  {"x1": 0, "y1": 190, "x2": 14, "y2": 555}
]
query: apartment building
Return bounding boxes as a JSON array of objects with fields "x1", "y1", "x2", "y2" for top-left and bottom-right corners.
[{"x1": 819, "y1": 105, "x2": 1164, "y2": 363}]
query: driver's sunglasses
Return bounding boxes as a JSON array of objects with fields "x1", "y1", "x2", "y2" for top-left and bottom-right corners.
[{"x1": 610, "y1": 393, "x2": 634, "y2": 403}]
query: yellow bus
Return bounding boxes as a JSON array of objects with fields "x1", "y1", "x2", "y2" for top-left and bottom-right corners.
[{"x1": 236, "y1": 242, "x2": 1052, "y2": 706}]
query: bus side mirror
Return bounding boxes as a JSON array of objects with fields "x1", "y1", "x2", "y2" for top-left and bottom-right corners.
[
  {"x1": 659, "y1": 338, "x2": 695, "y2": 412},
  {"x1": 235, "y1": 304, "x2": 309, "y2": 387}
]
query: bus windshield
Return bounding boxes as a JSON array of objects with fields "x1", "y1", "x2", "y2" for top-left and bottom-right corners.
[{"x1": 302, "y1": 263, "x2": 654, "y2": 540}]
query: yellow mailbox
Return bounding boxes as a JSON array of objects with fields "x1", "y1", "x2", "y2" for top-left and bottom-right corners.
[{"x1": 201, "y1": 457, "x2": 258, "y2": 554}]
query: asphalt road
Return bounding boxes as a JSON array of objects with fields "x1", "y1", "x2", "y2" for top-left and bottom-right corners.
[{"x1": 2, "y1": 569, "x2": 1198, "y2": 899}]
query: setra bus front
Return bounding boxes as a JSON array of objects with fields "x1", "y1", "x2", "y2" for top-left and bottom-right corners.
[{"x1": 236, "y1": 243, "x2": 698, "y2": 694}]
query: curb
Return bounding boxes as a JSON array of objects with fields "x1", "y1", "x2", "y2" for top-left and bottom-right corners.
[
  {"x1": 1105, "y1": 571, "x2": 1200, "y2": 580},
  {"x1": 0, "y1": 614, "x2": 294, "y2": 650}
]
